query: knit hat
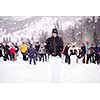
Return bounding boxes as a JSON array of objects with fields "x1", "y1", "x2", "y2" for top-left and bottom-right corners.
[{"x1": 52, "y1": 28, "x2": 58, "y2": 34}]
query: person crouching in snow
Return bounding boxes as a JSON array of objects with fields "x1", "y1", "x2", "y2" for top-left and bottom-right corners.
[
  {"x1": 9, "y1": 44, "x2": 16, "y2": 61},
  {"x1": 28, "y1": 44, "x2": 37, "y2": 65}
]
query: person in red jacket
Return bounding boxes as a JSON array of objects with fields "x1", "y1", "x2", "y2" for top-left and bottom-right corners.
[{"x1": 9, "y1": 44, "x2": 16, "y2": 61}]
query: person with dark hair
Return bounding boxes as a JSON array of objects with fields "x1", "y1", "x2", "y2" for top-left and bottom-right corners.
[
  {"x1": 81, "y1": 43, "x2": 86, "y2": 63},
  {"x1": 64, "y1": 43, "x2": 70, "y2": 63},
  {"x1": 46, "y1": 28, "x2": 64, "y2": 58},
  {"x1": 28, "y1": 44, "x2": 37, "y2": 65}
]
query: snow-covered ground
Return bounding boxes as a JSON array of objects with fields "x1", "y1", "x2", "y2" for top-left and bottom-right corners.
[{"x1": 0, "y1": 54, "x2": 100, "y2": 82}]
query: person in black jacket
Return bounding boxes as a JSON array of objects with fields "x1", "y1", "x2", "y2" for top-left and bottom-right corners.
[
  {"x1": 3, "y1": 42, "x2": 10, "y2": 61},
  {"x1": 35, "y1": 41, "x2": 40, "y2": 61},
  {"x1": 94, "y1": 45, "x2": 100, "y2": 65},
  {"x1": 64, "y1": 43, "x2": 70, "y2": 63},
  {"x1": 46, "y1": 28, "x2": 64, "y2": 58},
  {"x1": 81, "y1": 43, "x2": 86, "y2": 63}
]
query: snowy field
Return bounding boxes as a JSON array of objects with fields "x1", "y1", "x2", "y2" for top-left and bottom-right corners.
[{"x1": 0, "y1": 54, "x2": 100, "y2": 83}]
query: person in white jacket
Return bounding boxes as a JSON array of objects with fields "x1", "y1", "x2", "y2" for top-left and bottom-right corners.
[{"x1": 68, "y1": 43, "x2": 81, "y2": 64}]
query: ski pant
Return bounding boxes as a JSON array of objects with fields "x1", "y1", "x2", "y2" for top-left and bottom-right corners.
[
  {"x1": 65, "y1": 54, "x2": 70, "y2": 64},
  {"x1": 0, "y1": 50, "x2": 3, "y2": 57},
  {"x1": 21, "y1": 52, "x2": 27, "y2": 61},
  {"x1": 29, "y1": 57, "x2": 36, "y2": 65},
  {"x1": 82, "y1": 53, "x2": 85, "y2": 63},
  {"x1": 95, "y1": 54, "x2": 100, "y2": 65},
  {"x1": 3, "y1": 53, "x2": 9, "y2": 61},
  {"x1": 10, "y1": 53, "x2": 14, "y2": 61},
  {"x1": 86, "y1": 54, "x2": 95, "y2": 64},
  {"x1": 39, "y1": 54, "x2": 47, "y2": 62}
]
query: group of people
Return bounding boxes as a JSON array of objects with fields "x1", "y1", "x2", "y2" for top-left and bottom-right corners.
[
  {"x1": 0, "y1": 42, "x2": 19, "y2": 61},
  {"x1": 0, "y1": 28, "x2": 100, "y2": 65},
  {"x1": 64, "y1": 42, "x2": 100, "y2": 65}
]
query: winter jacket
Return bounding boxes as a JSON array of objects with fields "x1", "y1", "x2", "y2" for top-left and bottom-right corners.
[
  {"x1": 94, "y1": 46, "x2": 100, "y2": 54},
  {"x1": 9, "y1": 47, "x2": 16, "y2": 54},
  {"x1": 35, "y1": 43, "x2": 40, "y2": 52},
  {"x1": 0, "y1": 44, "x2": 4, "y2": 57},
  {"x1": 85, "y1": 45, "x2": 90, "y2": 54},
  {"x1": 64, "y1": 45, "x2": 70, "y2": 55},
  {"x1": 20, "y1": 43, "x2": 28, "y2": 53},
  {"x1": 0, "y1": 44, "x2": 4, "y2": 51},
  {"x1": 3, "y1": 44, "x2": 10, "y2": 55},
  {"x1": 28, "y1": 47, "x2": 37, "y2": 58},
  {"x1": 68, "y1": 46, "x2": 80, "y2": 56},
  {"x1": 81, "y1": 45, "x2": 86, "y2": 54},
  {"x1": 38, "y1": 46, "x2": 46, "y2": 54},
  {"x1": 15, "y1": 45, "x2": 19, "y2": 53},
  {"x1": 46, "y1": 36, "x2": 64, "y2": 56}
]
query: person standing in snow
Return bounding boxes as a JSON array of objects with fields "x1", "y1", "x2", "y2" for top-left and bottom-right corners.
[
  {"x1": 9, "y1": 44, "x2": 16, "y2": 61},
  {"x1": 86, "y1": 43, "x2": 95, "y2": 64},
  {"x1": 38, "y1": 44, "x2": 47, "y2": 62},
  {"x1": 94, "y1": 44, "x2": 100, "y2": 65},
  {"x1": 0, "y1": 42, "x2": 4, "y2": 58},
  {"x1": 35, "y1": 41, "x2": 40, "y2": 61},
  {"x1": 14, "y1": 43, "x2": 19, "y2": 54},
  {"x1": 64, "y1": 43, "x2": 70, "y2": 63},
  {"x1": 85, "y1": 42, "x2": 91, "y2": 64},
  {"x1": 68, "y1": 44, "x2": 81, "y2": 64},
  {"x1": 46, "y1": 28, "x2": 64, "y2": 58},
  {"x1": 46, "y1": 28, "x2": 64, "y2": 82},
  {"x1": 81, "y1": 43, "x2": 86, "y2": 63},
  {"x1": 28, "y1": 44, "x2": 37, "y2": 65},
  {"x1": 3, "y1": 42, "x2": 10, "y2": 61},
  {"x1": 20, "y1": 42, "x2": 28, "y2": 61}
]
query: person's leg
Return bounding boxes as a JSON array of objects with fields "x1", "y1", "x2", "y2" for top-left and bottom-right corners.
[
  {"x1": 82, "y1": 54, "x2": 85, "y2": 63},
  {"x1": 29, "y1": 58, "x2": 32, "y2": 64},
  {"x1": 22, "y1": 52, "x2": 24, "y2": 60},
  {"x1": 23, "y1": 53, "x2": 27, "y2": 60},
  {"x1": 65, "y1": 54, "x2": 67, "y2": 63},
  {"x1": 10, "y1": 53, "x2": 13, "y2": 61},
  {"x1": 39, "y1": 55, "x2": 41, "y2": 61},
  {"x1": 68, "y1": 55, "x2": 70, "y2": 64},
  {"x1": 44, "y1": 54, "x2": 47, "y2": 61},
  {"x1": 96, "y1": 54, "x2": 99, "y2": 65},
  {"x1": 33, "y1": 58, "x2": 36, "y2": 65},
  {"x1": 58, "y1": 53, "x2": 61, "y2": 58},
  {"x1": 86, "y1": 54, "x2": 89, "y2": 64},
  {"x1": 42, "y1": 54, "x2": 44, "y2": 62}
]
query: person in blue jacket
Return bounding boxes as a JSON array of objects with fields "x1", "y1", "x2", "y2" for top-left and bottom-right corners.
[{"x1": 28, "y1": 44, "x2": 37, "y2": 65}]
